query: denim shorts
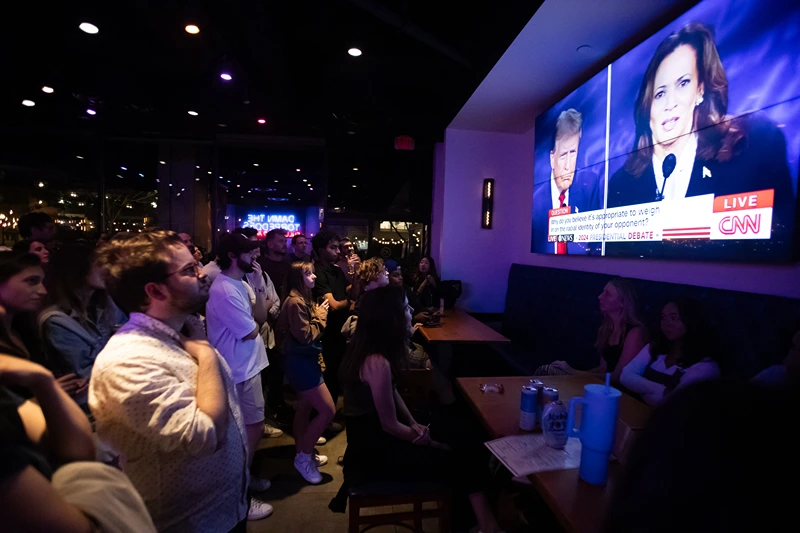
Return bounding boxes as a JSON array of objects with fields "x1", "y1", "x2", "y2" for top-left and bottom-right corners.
[{"x1": 285, "y1": 353, "x2": 324, "y2": 392}]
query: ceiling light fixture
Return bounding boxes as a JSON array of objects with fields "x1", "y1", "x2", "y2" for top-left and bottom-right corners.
[
  {"x1": 296, "y1": 168, "x2": 301, "y2": 172},
  {"x1": 253, "y1": 163, "x2": 259, "y2": 167},
  {"x1": 352, "y1": 184, "x2": 357, "y2": 187},
  {"x1": 138, "y1": 173, "x2": 144, "y2": 177},
  {"x1": 86, "y1": 109, "x2": 96, "y2": 115},
  {"x1": 22, "y1": 100, "x2": 35, "y2": 107},
  {"x1": 41, "y1": 86, "x2": 54, "y2": 94},
  {"x1": 120, "y1": 166, "x2": 127, "y2": 170},
  {"x1": 302, "y1": 179, "x2": 307, "y2": 182},
  {"x1": 185, "y1": 24, "x2": 200, "y2": 35},
  {"x1": 187, "y1": 110, "x2": 198, "y2": 116},
  {"x1": 348, "y1": 47, "x2": 362, "y2": 57},
  {"x1": 353, "y1": 167, "x2": 358, "y2": 171},
  {"x1": 79, "y1": 22, "x2": 99, "y2": 34},
  {"x1": 220, "y1": 73, "x2": 232, "y2": 81},
  {"x1": 159, "y1": 160, "x2": 166, "y2": 165},
  {"x1": 38, "y1": 182, "x2": 44, "y2": 188},
  {"x1": 274, "y1": 180, "x2": 279, "y2": 183},
  {"x1": 257, "y1": 118, "x2": 266, "y2": 124},
  {"x1": 76, "y1": 155, "x2": 84, "y2": 159}
]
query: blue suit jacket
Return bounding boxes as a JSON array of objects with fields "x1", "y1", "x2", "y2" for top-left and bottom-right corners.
[{"x1": 532, "y1": 170, "x2": 603, "y2": 254}]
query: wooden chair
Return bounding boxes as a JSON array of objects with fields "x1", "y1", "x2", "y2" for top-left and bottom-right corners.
[
  {"x1": 397, "y1": 368, "x2": 433, "y2": 412},
  {"x1": 348, "y1": 481, "x2": 451, "y2": 533}
]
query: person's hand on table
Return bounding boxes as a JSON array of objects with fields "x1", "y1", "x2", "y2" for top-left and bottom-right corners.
[
  {"x1": 411, "y1": 423, "x2": 431, "y2": 446},
  {"x1": 550, "y1": 360, "x2": 575, "y2": 374},
  {"x1": 413, "y1": 311, "x2": 430, "y2": 324}
]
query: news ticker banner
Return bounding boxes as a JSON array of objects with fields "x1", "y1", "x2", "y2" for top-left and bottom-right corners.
[{"x1": 547, "y1": 189, "x2": 774, "y2": 244}]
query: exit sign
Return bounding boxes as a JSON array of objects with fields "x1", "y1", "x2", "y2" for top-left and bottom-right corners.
[{"x1": 395, "y1": 135, "x2": 415, "y2": 151}]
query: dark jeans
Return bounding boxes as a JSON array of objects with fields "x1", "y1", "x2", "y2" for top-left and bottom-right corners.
[
  {"x1": 322, "y1": 331, "x2": 346, "y2": 407},
  {"x1": 264, "y1": 347, "x2": 285, "y2": 408}
]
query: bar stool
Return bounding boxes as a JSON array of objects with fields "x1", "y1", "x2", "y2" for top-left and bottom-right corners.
[{"x1": 348, "y1": 481, "x2": 451, "y2": 533}]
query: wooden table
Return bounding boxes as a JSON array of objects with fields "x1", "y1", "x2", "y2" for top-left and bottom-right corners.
[
  {"x1": 419, "y1": 309, "x2": 510, "y2": 344},
  {"x1": 456, "y1": 375, "x2": 651, "y2": 533}
]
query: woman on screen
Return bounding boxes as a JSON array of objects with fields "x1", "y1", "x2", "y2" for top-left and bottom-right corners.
[{"x1": 607, "y1": 22, "x2": 793, "y2": 211}]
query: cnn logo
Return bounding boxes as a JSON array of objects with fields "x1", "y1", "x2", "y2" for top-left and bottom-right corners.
[{"x1": 718, "y1": 214, "x2": 760, "y2": 235}]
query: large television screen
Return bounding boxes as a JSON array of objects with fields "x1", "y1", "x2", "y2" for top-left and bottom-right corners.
[{"x1": 531, "y1": 0, "x2": 800, "y2": 262}]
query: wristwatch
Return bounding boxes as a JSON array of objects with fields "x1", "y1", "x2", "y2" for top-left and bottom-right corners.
[{"x1": 255, "y1": 287, "x2": 266, "y2": 294}]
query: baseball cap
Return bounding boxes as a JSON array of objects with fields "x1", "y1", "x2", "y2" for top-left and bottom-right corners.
[
  {"x1": 218, "y1": 232, "x2": 260, "y2": 259},
  {"x1": 385, "y1": 259, "x2": 400, "y2": 272}
]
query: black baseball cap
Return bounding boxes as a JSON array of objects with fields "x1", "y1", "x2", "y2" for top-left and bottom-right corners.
[{"x1": 218, "y1": 232, "x2": 260, "y2": 259}]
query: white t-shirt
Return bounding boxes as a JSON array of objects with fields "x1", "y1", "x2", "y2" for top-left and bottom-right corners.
[
  {"x1": 620, "y1": 343, "x2": 719, "y2": 406},
  {"x1": 206, "y1": 274, "x2": 269, "y2": 384}
]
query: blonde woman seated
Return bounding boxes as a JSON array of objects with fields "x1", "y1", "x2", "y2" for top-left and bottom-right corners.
[{"x1": 536, "y1": 279, "x2": 648, "y2": 385}]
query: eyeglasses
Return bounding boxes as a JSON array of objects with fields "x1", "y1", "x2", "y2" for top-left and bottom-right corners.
[{"x1": 167, "y1": 263, "x2": 203, "y2": 278}]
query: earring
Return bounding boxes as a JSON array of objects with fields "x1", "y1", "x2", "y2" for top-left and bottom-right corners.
[{"x1": 696, "y1": 96, "x2": 704, "y2": 106}]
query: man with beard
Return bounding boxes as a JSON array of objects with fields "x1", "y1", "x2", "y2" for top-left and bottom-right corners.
[
  {"x1": 206, "y1": 233, "x2": 276, "y2": 521},
  {"x1": 90, "y1": 230, "x2": 250, "y2": 533}
]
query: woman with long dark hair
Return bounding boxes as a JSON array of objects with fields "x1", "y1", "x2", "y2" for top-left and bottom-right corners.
[
  {"x1": 410, "y1": 256, "x2": 439, "y2": 309},
  {"x1": 606, "y1": 22, "x2": 793, "y2": 259},
  {"x1": 12, "y1": 240, "x2": 50, "y2": 265},
  {"x1": 0, "y1": 252, "x2": 47, "y2": 367},
  {"x1": 539, "y1": 279, "x2": 648, "y2": 385},
  {"x1": 277, "y1": 261, "x2": 333, "y2": 484},
  {"x1": 38, "y1": 244, "x2": 127, "y2": 407},
  {"x1": 621, "y1": 298, "x2": 720, "y2": 406},
  {"x1": 340, "y1": 287, "x2": 502, "y2": 533}
]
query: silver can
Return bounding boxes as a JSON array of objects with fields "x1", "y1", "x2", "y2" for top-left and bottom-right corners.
[
  {"x1": 542, "y1": 400, "x2": 568, "y2": 449},
  {"x1": 519, "y1": 385, "x2": 538, "y2": 431},
  {"x1": 542, "y1": 387, "x2": 559, "y2": 405},
  {"x1": 528, "y1": 380, "x2": 544, "y2": 426}
]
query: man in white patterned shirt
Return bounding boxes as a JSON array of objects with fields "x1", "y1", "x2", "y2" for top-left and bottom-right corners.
[{"x1": 90, "y1": 230, "x2": 249, "y2": 533}]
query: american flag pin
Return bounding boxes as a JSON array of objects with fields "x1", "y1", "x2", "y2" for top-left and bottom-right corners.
[{"x1": 703, "y1": 166, "x2": 712, "y2": 178}]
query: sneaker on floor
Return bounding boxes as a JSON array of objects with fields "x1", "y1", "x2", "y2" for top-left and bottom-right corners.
[
  {"x1": 250, "y1": 477, "x2": 271, "y2": 492},
  {"x1": 316, "y1": 436, "x2": 327, "y2": 445},
  {"x1": 314, "y1": 453, "x2": 328, "y2": 467},
  {"x1": 247, "y1": 498, "x2": 273, "y2": 520},
  {"x1": 326, "y1": 421, "x2": 344, "y2": 434},
  {"x1": 294, "y1": 452, "x2": 323, "y2": 484},
  {"x1": 263, "y1": 423, "x2": 284, "y2": 438}
]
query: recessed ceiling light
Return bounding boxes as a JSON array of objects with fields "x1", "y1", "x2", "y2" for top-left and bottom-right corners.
[
  {"x1": 217, "y1": 123, "x2": 227, "y2": 128},
  {"x1": 207, "y1": 171, "x2": 212, "y2": 175},
  {"x1": 138, "y1": 173, "x2": 144, "y2": 177},
  {"x1": 288, "y1": 193, "x2": 292, "y2": 195},
  {"x1": 347, "y1": 131, "x2": 355, "y2": 135},
  {"x1": 302, "y1": 179, "x2": 307, "y2": 182},
  {"x1": 257, "y1": 118, "x2": 266, "y2": 124},
  {"x1": 38, "y1": 182, "x2": 44, "y2": 188},
  {"x1": 348, "y1": 48, "x2": 362, "y2": 57},
  {"x1": 352, "y1": 184, "x2": 357, "y2": 187},
  {"x1": 237, "y1": 184, "x2": 241, "y2": 188},
  {"x1": 309, "y1": 187, "x2": 314, "y2": 191},
  {"x1": 79, "y1": 22, "x2": 99, "y2": 34},
  {"x1": 220, "y1": 73, "x2": 232, "y2": 81},
  {"x1": 296, "y1": 168, "x2": 301, "y2": 172},
  {"x1": 195, "y1": 165, "x2": 200, "y2": 169},
  {"x1": 159, "y1": 160, "x2": 166, "y2": 165},
  {"x1": 120, "y1": 166, "x2": 127, "y2": 170},
  {"x1": 576, "y1": 44, "x2": 593, "y2": 55},
  {"x1": 274, "y1": 180, "x2": 279, "y2": 183},
  {"x1": 195, "y1": 177, "x2": 200, "y2": 181},
  {"x1": 86, "y1": 109, "x2": 96, "y2": 115},
  {"x1": 353, "y1": 167, "x2": 358, "y2": 171},
  {"x1": 41, "y1": 86, "x2": 54, "y2": 94},
  {"x1": 185, "y1": 24, "x2": 200, "y2": 35},
  {"x1": 253, "y1": 163, "x2": 259, "y2": 167},
  {"x1": 188, "y1": 110, "x2": 198, "y2": 116},
  {"x1": 76, "y1": 155, "x2": 84, "y2": 159},
  {"x1": 22, "y1": 100, "x2": 35, "y2": 107}
]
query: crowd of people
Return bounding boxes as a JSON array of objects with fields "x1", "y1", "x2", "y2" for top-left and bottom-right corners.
[
  {"x1": 1, "y1": 211, "x2": 797, "y2": 533},
  {"x1": 1, "y1": 211, "x2": 477, "y2": 533}
]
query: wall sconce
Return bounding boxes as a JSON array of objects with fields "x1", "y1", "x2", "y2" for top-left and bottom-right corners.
[{"x1": 481, "y1": 178, "x2": 494, "y2": 229}]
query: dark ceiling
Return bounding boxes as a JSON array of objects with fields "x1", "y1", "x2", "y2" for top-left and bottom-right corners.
[{"x1": 0, "y1": 0, "x2": 542, "y2": 215}]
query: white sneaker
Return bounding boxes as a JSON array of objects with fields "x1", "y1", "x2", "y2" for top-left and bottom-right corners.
[
  {"x1": 294, "y1": 453, "x2": 322, "y2": 484},
  {"x1": 263, "y1": 423, "x2": 284, "y2": 438},
  {"x1": 314, "y1": 453, "x2": 328, "y2": 467},
  {"x1": 316, "y1": 436, "x2": 327, "y2": 445},
  {"x1": 250, "y1": 477, "x2": 271, "y2": 492},
  {"x1": 247, "y1": 497, "x2": 273, "y2": 520}
]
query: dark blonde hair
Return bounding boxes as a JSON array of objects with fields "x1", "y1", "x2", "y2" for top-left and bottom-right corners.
[
  {"x1": 356, "y1": 257, "x2": 385, "y2": 285},
  {"x1": 282, "y1": 261, "x2": 314, "y2": 305},
  {"x1": 624, "y1": 22, "x2": 744, "y2": 177},
  {"x1": 95, "y1": 230, "x2": 184, "y2": 314},
  {"x1": 596, "y1": 278, "x2": 644, "y2": 351}
]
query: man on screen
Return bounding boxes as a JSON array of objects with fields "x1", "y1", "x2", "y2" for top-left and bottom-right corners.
[{"x1": 532, "y1": 108, "x2": 602, "y2": 254}]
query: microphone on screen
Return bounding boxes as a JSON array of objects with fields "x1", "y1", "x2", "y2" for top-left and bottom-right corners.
[{"x1": 656, "y1": 153, "x2": 677, "y2": 201}]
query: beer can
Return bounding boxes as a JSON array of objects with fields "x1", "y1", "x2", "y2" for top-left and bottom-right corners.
[
  {"x1": 519, "y1": 385, "x2": 537, "y2": 431},
  {"x1": 528, "y1": 379, "x2": 544, "y2": 426},
  {"x1": 542, "y1": 400, "x2": 568, "y2": 449},
  {"x1": 542, "y1": 387, "x2": 559, "y2": 405}
]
